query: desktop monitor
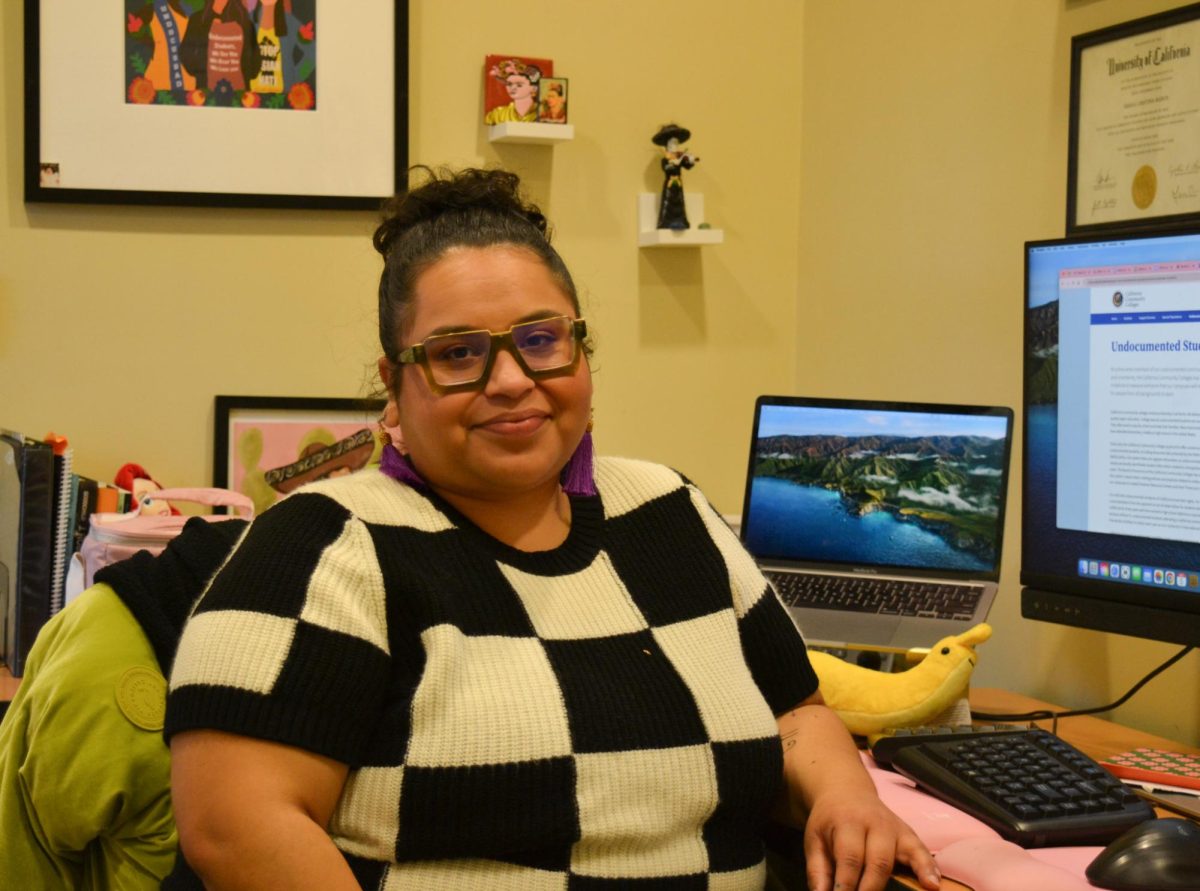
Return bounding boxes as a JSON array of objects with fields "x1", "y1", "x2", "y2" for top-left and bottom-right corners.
[{"x1": 1022, "y1": 229, "x2": 1200, "y2": 647}]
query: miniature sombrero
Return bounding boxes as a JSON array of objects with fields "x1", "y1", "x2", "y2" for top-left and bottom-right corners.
[{"x1": 652, "y1": 123, "x2": 691, "y2": 146}]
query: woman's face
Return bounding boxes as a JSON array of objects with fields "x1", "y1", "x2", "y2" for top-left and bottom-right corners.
[
  {"x1": 505, "y1": 75, "x2": 534, "y2": 100},
  {"x1": 386, "y1": 245, "x2": 592, "y2": 503}
]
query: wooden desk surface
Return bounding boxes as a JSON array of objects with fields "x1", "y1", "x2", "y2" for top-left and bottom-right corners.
[
  {"x1": 972, "y1": 686, "x2": 1200, "y2": 758},
  {"x1": 888, "y1": 686, "x2": 1200, "y2": 891},
  {"x1": 1, "y1": 664, "x2": 18, "y2": 702}
]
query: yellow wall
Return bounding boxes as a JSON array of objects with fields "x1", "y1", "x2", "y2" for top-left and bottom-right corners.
[
  {"x1": 1, "y1": 1, "x2": 804, "y2": 512},
  {"x1": 1, "y1": 1, "x2": 1197, "y2": 743},
  {"x1": 798, "y1": 0, "x2": 1198, "y2": 745}
]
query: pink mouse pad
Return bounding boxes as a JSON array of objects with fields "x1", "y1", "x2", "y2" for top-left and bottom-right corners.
[
  {"x1": 862, "y1": 753, "x2": 1105, "y2": 889},
  {"x1": 862, "y1": 753, "x2": 999, "y2": 852},
  {"x1": 935, "y1": 838, "x2": 1103, "y2": 891}
]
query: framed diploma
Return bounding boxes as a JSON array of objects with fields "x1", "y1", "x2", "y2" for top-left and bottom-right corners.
[{"x1": 1068, "y1": 3, "x2": 1200, "y2": 234}]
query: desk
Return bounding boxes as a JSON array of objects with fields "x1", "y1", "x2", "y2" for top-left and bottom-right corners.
[
  {"x1": 888, "y1": 686, "x2": 1200, "y2": 891},
  {"x1": 1, "y1": 665, "x2": 18, "y2": 702}
]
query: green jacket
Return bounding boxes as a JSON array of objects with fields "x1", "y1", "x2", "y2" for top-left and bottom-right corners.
[
  {"x1": 0, "y1": 584, "x2": 175, "y2": 888},
  {"x1": 0, "y1": 516, "x2": 246, "y2": 889}
]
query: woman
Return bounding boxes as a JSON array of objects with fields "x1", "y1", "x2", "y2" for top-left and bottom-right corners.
[
  {"x1": 248, "y1": 0, "x2": 316, "y2": 95},
  {"x1": 247, "y1": 0, "x2": 285, "y2": 93},
  {"x1": 484, "y1": 59, "x2": 541, "y2": 124},
  {"x1": 540, "y1": 80, "x2": 567, "y2": 123},
  {"x1": 179, "y1": 0, "x2": 261, "y2": 92},
  {"x1": 165, "y1": 167, "x2": 940, "y2": 891},
  {"x1": 136, "y1": 0, "x2": 196, "y2": 94}
]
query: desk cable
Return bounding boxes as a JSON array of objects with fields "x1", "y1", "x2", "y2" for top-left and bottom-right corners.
[{"x1": 970, "y1": 645, "x2": 1194, "y2": 736}]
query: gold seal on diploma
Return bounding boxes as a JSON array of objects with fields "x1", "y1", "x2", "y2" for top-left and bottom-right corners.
[{"x1": 1132, "y1": 165, "x2": 1157, "y2": 209}]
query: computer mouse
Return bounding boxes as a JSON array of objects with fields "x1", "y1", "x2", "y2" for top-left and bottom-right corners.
[{"x1": 1085, "y1": 817, "x2": 1200, "y2": 891}]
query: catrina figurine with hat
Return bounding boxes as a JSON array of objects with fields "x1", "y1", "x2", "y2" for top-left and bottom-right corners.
[{"x1": 652, "y1": 123, "x2": 699, "y2": 230}]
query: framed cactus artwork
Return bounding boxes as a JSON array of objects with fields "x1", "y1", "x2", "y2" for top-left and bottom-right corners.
[
  {"x1": 23, "y1": 0, "x2": 408, "y2": 209},
  {"x1": 213, "y1": 395, "x2": 385, "y2": 516}
]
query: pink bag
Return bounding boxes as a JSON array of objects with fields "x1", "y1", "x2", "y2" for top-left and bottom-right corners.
[{"x1": 65, "y1": 487, "x2": 254, "y2": 603}]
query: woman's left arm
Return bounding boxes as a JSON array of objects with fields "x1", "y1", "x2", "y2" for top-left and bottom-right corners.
[{"x1": 777, "y1": 691, "x2": 941, "y2": 891}]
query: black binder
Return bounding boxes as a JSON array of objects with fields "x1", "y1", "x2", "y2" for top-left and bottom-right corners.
[{"x1": 0, "y1": 431, "x2": 55, "y2": 677}]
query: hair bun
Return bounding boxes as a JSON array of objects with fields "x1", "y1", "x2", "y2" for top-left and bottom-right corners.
[{"x1": 374, "y1": 166, "x2": 548, "y2": 256}]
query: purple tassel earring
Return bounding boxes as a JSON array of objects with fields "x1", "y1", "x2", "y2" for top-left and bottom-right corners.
[
  {"x1": 561, "y1": 415, "x2": 596, "y2": 496},
  {"x1": 379, "y1": 441, "x2": 428, "y2": 490}
]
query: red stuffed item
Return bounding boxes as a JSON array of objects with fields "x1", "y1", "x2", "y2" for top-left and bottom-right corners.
[{"x1": 114, "y1": 462, "x2": 181, "y2": 515}]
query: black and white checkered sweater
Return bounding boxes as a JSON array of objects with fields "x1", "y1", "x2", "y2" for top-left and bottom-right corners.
[{"x1": 166, "y1": 457, "x2": 818, "y2": 889}]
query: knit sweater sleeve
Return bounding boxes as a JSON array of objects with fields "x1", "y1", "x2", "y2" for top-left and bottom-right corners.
[
  {"x1": 686, "y1": 484, "x2": 819, "y2": 715},
  {"x1": 164, "y1": 492, "x2": 392, "y2": 765}
]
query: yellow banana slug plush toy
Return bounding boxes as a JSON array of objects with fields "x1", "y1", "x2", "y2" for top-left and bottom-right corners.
[{"x1": 809, "y1": 623, "x2": 992, "y2": 737}]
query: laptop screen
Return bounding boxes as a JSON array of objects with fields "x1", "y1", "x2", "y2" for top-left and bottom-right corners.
[{"x1": 739, "y1": 397, "x2": 1014, "y2": 578}]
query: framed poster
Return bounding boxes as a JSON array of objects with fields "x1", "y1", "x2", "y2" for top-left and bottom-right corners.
[
  {"x1": 1068, "y1": 3, "x2": 1200, "y2": 234},
  {"x1": 24, "y1": 1, "x2": 408, "y2": 210},
  {"x1": 213, "y1": 395, "x2": 385, "y2": 515}
]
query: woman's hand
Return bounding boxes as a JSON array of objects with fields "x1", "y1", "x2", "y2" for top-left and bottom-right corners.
[
  {"x1": 777, "y1": 694, "x2": 940, "y2": 891},
  {"x1": 802, "y1": 782, "x2": 939, "y2": 891}
]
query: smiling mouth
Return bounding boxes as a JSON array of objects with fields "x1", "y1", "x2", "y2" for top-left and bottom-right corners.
[{"x1": 475, "y1": 413, "x2": 548, "y2": 436}]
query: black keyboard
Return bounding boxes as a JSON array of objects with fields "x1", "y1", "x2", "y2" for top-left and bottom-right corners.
[
  {"x1": 766, "y1": 570, "x2": 982, "y2": 620},
  {"x1": 870, "y1": 724, "x2": 1156, "y2": 847}
]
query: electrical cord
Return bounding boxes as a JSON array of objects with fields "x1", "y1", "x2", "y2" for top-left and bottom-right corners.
[{"x1": 970, "y1": 645, "x2": 1194, "y2": 736}]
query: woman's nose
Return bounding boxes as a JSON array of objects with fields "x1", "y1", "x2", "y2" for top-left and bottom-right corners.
[{"x1": 483, "y1": 347, "x2": 535, "y2": 396}]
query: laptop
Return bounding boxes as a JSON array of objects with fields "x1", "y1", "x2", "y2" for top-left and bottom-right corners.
[{"x1": 738, "y1": 396, "x2": 1014, "y2": 653}]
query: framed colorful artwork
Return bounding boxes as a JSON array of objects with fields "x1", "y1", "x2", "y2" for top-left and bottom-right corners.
[
  {"x1": 24, "y1": 1, "x2": 409, "y2": 210},
  {"x1": 483, "y1": 54, "x2": 553, "y2": 125},
  {"x1": 213, "y1": 395, "x2": 385, "y2": 515},
  {"x1": 538, "y1": 77, "x2": 568, "y2": 124}
]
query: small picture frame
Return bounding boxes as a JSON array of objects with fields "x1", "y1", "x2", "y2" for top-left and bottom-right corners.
[
  {"x1": 538, "y1": 77, "x2": 568, "y2": 124},
  {"x1": 213, "y1": 395, "x2": 385, "y2": 515},
  {"x1": 483, "y1": 54, "x2": 553, "y2": 124}
]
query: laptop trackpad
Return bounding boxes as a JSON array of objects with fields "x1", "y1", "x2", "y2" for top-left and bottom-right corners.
[{"x1": 792, "y1": 609, "x2": 901, "y2": 649}]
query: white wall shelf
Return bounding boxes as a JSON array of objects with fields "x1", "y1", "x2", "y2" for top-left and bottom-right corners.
[
  {"x1": 488, "y1": 122, "x2": 575, "y2": 144},
  {"x1": 637, "y1": 192, "x2": 724, "y2": 247}
]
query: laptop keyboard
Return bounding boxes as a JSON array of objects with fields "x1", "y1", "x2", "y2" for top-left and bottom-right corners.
[{"x1": 765, "y1": 570, "x2": 982, "y2": 620}]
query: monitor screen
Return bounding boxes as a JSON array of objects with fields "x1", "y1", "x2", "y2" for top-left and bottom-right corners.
[{"x1": 1022, "y1": 229, "x2": 1200, "y2": 646}]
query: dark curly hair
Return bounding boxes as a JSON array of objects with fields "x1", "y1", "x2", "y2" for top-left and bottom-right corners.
[{"x1": 373, "y1": 166, "x2": 580, "y2": 363}]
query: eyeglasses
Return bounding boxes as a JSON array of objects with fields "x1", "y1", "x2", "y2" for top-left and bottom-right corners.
[{"x1": 395, "y1": 315, "x2": 587, "y2": 391}]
